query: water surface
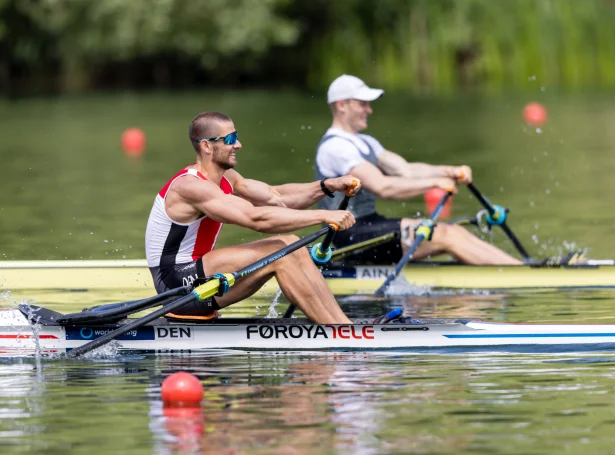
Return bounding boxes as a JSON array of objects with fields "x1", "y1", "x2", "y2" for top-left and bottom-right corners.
[{"x1": 2, "y1": 288, "x2": 615, "y2": 454}]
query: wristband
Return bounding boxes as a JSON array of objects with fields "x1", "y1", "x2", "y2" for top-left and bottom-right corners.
[{"x1": 320, "y1": 179, "x2": 334, "y2": 198}]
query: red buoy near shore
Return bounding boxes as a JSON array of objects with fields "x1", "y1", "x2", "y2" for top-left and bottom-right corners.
[
  {"x1": 523, "y1": 102, "x2": 548, "y2": 126},
  {"x1": 121, "y1": 128, "x2": 147, "y2": 156},
  {"x1": 161, "y1": 372, "x2": 203, "y2": 406}
]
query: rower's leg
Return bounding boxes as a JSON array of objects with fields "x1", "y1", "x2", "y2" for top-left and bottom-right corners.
[
  {"x1": 401, "y1": 219, "x2": 522, "y2": 265},
  {"x1": 201, "y1": 236, "x2": 351, "y2": 324}
]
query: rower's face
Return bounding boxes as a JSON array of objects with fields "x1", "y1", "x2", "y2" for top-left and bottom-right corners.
[
  {"x1": 341, "y1": 99, "x2": 373, "y2": 132},
  {"x1": 211, "y1": 121, "x2": 242, "y2": 170}
]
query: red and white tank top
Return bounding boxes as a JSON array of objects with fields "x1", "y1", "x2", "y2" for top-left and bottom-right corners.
[{"x1": 145, "y1": 168, "x2": 233, "y2": 268}]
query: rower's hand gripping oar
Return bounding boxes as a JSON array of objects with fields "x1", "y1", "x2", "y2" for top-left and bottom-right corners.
[
  {"x1": 283, "y1": 179, "x2": 359, "y2": 318},
  {"x1": 67, "y1": 226, "x2": 333, "y2": 358},
  {"x1": 309, "y1": 179, "x2": 359, "y2": 265},
  {"x1": 466, "y1": 183, "x2": 531, "y2": 261},
  {"x1": 375, "y1": 189, "x2": 453, "y2": 296}
]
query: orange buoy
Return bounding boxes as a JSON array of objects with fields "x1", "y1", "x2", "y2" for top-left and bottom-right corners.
[
  {"x1": 161, "y1": 371, "x2": 203, "y2": 406},
  {"x1": 424, "y1": 188, "x2": 452, "y2": 219},
  {"x1": 523, "y1": 102, "x2": 547, "y2": 126},
  {"x1": 121, "y1": 128, "x2": 146, "y2": 156}
]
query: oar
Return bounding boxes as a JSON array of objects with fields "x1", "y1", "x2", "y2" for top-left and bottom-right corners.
[
  {"x1": 58, "y1": 286, "x2": 192, "y2": 324},
  {"x1": 466, "y1": 183, "x2": 531, "y2": 261},
  {"x1": 374, "y1": 190, "x2": 453, "y2": 296},
  {"x1": 329, "y1": 232, "x2": 396, "y2": 261},
  {"x1": 66, "y1": 227, "x2": 331, "y2": 358},
  {"x1": 283, "y1": 179, "x2": 359, "y2": 318}
]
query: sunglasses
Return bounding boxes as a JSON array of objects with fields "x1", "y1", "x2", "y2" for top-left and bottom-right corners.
[{"x1": 197, "y1": 130, "x2": 239, "y2": 145}]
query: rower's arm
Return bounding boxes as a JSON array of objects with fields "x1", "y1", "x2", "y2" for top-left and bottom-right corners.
[
  {"x1": 232, "y1": 176, "x2": 288, "y2": 207},
  {"x1": 377, "y1": 150, "x2": 472, "y2": 182},
  {"x1": 274, "y1": 175, "x2": 361, "y2": 208},
  {"x1": 231, "y1": 177, "x2": 325, "y2": 209},
  {"x1": 181, "y1": 178, "x2": 355, "y2": 233},
  {"x1": 232, "y1": 173, "x2": 361, "y2": 210},
  {"x1": 349, "y1": 161, "x2": 456, "y2": 199}
]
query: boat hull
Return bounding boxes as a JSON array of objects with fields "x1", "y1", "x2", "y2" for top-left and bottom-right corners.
[
  {"x1": 2, "y1": 260, "x2": 615, "y2": 294},
  {"x1": 4, "y1": 309, "x2": 615, "y2": 356}
]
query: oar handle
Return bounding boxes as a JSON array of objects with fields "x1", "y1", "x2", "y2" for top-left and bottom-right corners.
[{"x1": 312, "y1": 179, "x2": 359, "y2": 261}]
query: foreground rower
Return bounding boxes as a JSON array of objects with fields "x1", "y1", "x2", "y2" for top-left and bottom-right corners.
[{"x1": 145, "y1": 111, "x2": 360, "y2": 324}]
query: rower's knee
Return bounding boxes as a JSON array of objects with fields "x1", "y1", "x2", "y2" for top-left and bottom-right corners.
[
  {"x1": 269, "y1": 235, "x2": 308, "y2": 265},
  {"x1": 278, "y1": 234, "x2": 300, "y2": 245},
  {"x1": 429, "y1": 222, "x2": 454, "y2": 246},
  {"x1": 434, "y1": 223, "x2": 469, "y2": 248},
  {"x1": 264, "y1": 235, "x2": 300, "y2": 253}
]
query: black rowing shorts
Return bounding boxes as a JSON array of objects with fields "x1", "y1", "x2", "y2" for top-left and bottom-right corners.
[
  {"x1": 149, "y1": 261, "x2": 219, "y2": 317},
  {"x1": 150, "y1": 261, "x2": 206, "y2": 294},
  {"x1": 333, "y1": 213, "x2": 402, "y2": 265}
]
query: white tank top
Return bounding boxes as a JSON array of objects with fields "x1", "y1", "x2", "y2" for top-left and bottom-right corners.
[{"x1": 145, "y1": 168, "x2": 233, "y2": 268}]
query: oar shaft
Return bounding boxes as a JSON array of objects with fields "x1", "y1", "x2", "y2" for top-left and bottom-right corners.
[
  {"x1": 466, "y1": 183, "x2": 494, "y2": 215},
  {"x1": 330, "y1": 232, "x2": 396, "y2": 260},
  {"x1": 376, "y1": 234, "x2": 424, "y2": 294},
  {"x1": 375, "y1": 190, "x2": 452, "y2": 296},
  {"x1": 66, "y1": 293, "x2": 197, "y2": 358},
  {"x1": 236, "y1": 227, "x2": 329, "y2": 279},
  {"x1": 430, "y1": 191, "x2": 452, "y2": 218},
  {"x1": 501, "y1": 223, "x2": 531, "y2": 260},
  {"x1": 467, "y1": 183, "x2": 531, "y2": 260}
]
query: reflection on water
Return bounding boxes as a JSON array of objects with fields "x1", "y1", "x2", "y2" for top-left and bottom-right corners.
[
  {"x1": 2, "y1": 348, "x2": 615, "y2": 455},
  {"x1": 1, "y1": 289, "x2": 615, "y2": 453}
]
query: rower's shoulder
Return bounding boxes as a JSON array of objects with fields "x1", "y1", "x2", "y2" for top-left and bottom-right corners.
[
  {"x1": 357, "y1": 133, "x2": 384, "y2": 148},
  {"x1": 171, "y1": 173, "x2": 219, "y2": 198},
  {"x1": 317, "y1": 135, "x2": 358, "y2": 154},
  {"x1": 223, "y1": 169, "x2": 243, "y2": 185}
]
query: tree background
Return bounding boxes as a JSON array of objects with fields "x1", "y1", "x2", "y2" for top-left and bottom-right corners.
[{"x1": 1, "y1": 0, "x2": 614, "y2": 96}]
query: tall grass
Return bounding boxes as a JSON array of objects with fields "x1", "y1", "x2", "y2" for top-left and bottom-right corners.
[{"x1": 306, "y1": 0, "x2": 615, "y2": 94}]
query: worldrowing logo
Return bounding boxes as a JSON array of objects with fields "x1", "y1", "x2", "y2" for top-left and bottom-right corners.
[{"x1": 80, "y1": 327, "x2": 94, "y2": 339}]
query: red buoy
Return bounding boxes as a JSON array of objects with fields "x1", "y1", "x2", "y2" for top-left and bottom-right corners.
[
  {"x1": 523, "y1": 102, "x2": 547, "y2": 126},
  {"x1": 121, "y1": 128, "x2": 147, "y2": 156},
  {"x1": 161, "y1": 371, "x2": 203, "y2": 406},
  {"x1": 424, "y1": 188, "x2": 452, "y2": 219}
]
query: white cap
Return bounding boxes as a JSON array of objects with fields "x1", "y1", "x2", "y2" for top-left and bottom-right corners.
[{"x1": 327, "y1": 75, "x2": 384, "y2": 104}]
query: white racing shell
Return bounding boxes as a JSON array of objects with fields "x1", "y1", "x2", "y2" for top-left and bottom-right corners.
[{"x1": 3, "y1": 309, "x2": 615, "y2": 356}]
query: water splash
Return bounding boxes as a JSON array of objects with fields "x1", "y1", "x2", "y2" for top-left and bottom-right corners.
[
  {"x1": 383, "y1": 274, "x2": 434, "y2": 296},
  {"x1": 19, "y1": 303, "x2": 48, "y2": 364},
  {"x1": 266, "y1": 288, "x2": 284, "y2": 318},
  {"x1": 75, "y1": 341, "x2": 121, "y2": 359}
]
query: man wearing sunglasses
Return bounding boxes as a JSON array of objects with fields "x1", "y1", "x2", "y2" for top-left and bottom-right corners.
[
  {"x1": 314, "y1": 74, "x2": 522, "y2": 265},
  {"x1": 145, "y1": 111, "x2": 360, "y2": 323}
]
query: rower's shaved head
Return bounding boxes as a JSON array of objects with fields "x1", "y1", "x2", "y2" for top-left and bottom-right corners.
[{"x1": 189, "y1": 112, "x2": 233, "y2": 152}]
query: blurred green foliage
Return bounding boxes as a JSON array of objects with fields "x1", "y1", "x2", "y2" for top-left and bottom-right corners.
[{"x1": 1, "y1": 0, "x2": 615, "y2": 94}]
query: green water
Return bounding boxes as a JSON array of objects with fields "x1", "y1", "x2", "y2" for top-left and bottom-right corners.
[
  {"x1": 2, "y1": 91, "x2": 615, "y2": 261},
  {"x1": 3, "y1": 289, "x2": 615, "y2": 454},
  {"x1": 3, "y1": 91, "x2": 615, "y2": 454}
]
